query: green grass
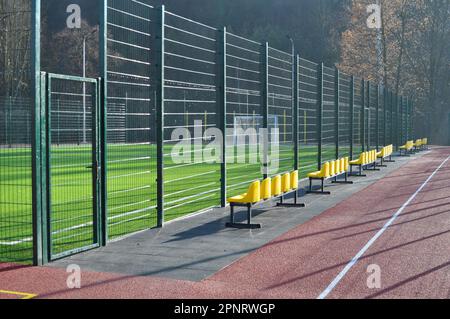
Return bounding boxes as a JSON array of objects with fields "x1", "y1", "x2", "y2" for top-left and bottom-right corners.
[{"x1": 1, "y1": 143, "x2": 351, "y2": 263}]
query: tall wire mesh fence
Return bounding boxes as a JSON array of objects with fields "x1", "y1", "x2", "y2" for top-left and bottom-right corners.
[
  {"x1": 298, "y1": 58, "x2": 318, "y2": 177},
  {"x1": 378, "y1": 86, "x2": 385, "y2": 147},
  {"x1": 339, "y1": 73, "x2": 351, "y2": 158},
  {"x1": 322, "y1": 66, "x2": 336, "y2": 163},
  {"x1": 0, "y1": 0, "x2": 33, "y2": 263},
  {"x1": 225, "y1": 32, "x2": 263, "y2": 196},
  {"x1": 106, "y1": 0, "x2": 157, "y2": 239},
  {"x1": 268, "y1": 46, "x2": 294, "y2": 176},
  {"x1": 0, "y1": 2, "x2": 415, "y2": 264},
  {"x1": 162, "y1": 11, "x2": 221, "y2": 221},
  {"x1": 353, "y1": 78, "x2": 363, "y2": 157},
  {"x1": 368, "y1": 84, "x2": 377, "y2": 149}
]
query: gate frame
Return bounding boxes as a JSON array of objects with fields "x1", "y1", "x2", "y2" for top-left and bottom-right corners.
[{"x1": 40, "y1": 73, "x2": 104, "y2": 262}]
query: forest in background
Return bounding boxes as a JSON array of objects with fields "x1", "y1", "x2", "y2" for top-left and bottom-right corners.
[{"x1": 1, "y1": 0, "x2": 449, "y2": 143}]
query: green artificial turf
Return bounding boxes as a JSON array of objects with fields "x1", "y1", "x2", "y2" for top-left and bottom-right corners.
[{"x1": 1, "y1": 143, "x2": 350, "y2": 263}]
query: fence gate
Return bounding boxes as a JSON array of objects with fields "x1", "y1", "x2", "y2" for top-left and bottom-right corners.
[{"x1": 43, "y1": 73, "x2": 102, "y2": 261}]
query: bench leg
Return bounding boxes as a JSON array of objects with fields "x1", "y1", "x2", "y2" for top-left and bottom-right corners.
[
  {"x1": 349, "y1": 165, "x2": 367, "y2": 177},
  {"x1": 307, "y1": 178, "x2": 331, "y2": 195},
  {"x1": 384, "y1": 155, "x2": 395, "y2": 163},
  {"x1": 225, "y1": 204, "x2": 262, "y2": 229},
  {"x1": 277, "y1": 190, "x2": 306, "y2": 208},
  {"x1": 377, "y1": 158, "x2": 387, "y2": 167},
  {"x1": 332, "y1": 173, "x2": 353, "y2": 184}
]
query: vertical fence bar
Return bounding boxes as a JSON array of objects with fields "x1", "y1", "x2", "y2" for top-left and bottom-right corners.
[
  {"x1": 317, "y1": 63, "x2": 324, "y2": 169},
  {"x1": 390, "y1": 91, "x2": 394, "y2": 146},
  {"x1": 376, "y1": 84, "x2": 380, "y2": 150},
  {"x1": 32, "y1": 0, "x2": 44, "y2": 266},
  {"x1": 400, "y1": 96, "x2": 404, "y2": 144},
  {"x1": 405, "y1": 97, "x2": 409, "y2": 141},
  {"x1": 334, "y1": 67, "x2": 340, "y2": 159},
  {"x1": 394, "y1": 93, "x2": 399, "y2": 150},
  {"x1": 293, "y1": 55, "x2": 299, "y2": 171},
  {"x1": 410, "y1": 99, "x2": 414, "y2": 140},
  {"x1": 407, "y1": 97, "x2": 411, "y2": 141},
  {"x1": 383, "y1": 88, "x2": 387, "y2": 146},
  {"x1": 349, "y1": 76, "x2": 355, "y2": 159},
  {"x1": 361, "y1": 79, "x2": 365, "y2": 151},
  {"x1": 367, "y1": 81, "x2": 371, "y2": 149},
  {"x1": 155, "y1": 6, "x2": 165, "y2": 227},
  {"x1": 260, "y1": 42, "x2": 269, "y2": 178},
  {"x1": 217, "y1": 27, "x2": 227, "y2": 207},
  {"x1": 99, "y1": 0, "x2": 107, "y2": 246},
  {"x1": 400, "y1": 95, "x2": 403, "y2": 145}
]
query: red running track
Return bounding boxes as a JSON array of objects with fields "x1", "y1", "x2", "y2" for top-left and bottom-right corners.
[{"x1": 1, "y1": 147, "x2": 449, "y2": 299}]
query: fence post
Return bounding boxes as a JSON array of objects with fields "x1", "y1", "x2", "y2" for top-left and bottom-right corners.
[
  {"x1": 410, "y1": 99, "x2": 414, "y2": 140},
  {"x1": 389, "y1": 89, "x2": 392, "y2": 145},
  {"x1": 293, "y1": 55, "x2": 299, "y2": 171},
  {"x1": 334, "y1": 67, "x2": 340, "y2": 159},
  {"x1": 7, "y1": 96, "x2": 11, "y2": 145},
  {"x1": 31, "y1": 0, "x2": 45, "y2": 266},
  {"x1": 383, "y1": 87, "x2": 387, "y2": 146},
  {"x1": 260, "y1": 42, "x2": 269, "y2": 178},
  {"x1": 361, "y1": 79, "x2": 365, "y2": 151},
  {"x1": 217, "y1": 27, "x2": 227, "y2": 207},
  {"x1": 394, "y1": 93, "x2": 399, "y2": 150},
  {"x1": 398, "y1": 95, "x2": 405, "y2": 146},
  {"x1": 405, "y1": 97, "x2": 409, "y2": 141},
  {"x1": 317, "y1": 63, "x2": 324, "y2": 169},
  {"x1": 375, "y1": 84, "x2": 380, "y2": 150},
  {"x1": 155, "y1": 5, "x2": 165, "y2": 227},
  {"x1": 400, "y1": 96, "x2": 404, "y2": 144},
  {"x1": 367, "y1": 81, "x2": 371, "y2": 149},
  {"x1": 349, "y1": 76, "x2": 354, "y2": 160},
  {"x1": 99, "y1": 0, "x2": 108, "y2": 246}
]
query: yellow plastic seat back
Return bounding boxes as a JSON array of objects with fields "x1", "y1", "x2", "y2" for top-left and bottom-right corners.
[
  {"x1": 335, "y1": 160, "x2": 341, "y2": 175},
  {"x1": 362, "y1": 152, "x2": 368, "y2": 165},
  {"x1": 282, "y1": 173, "x2": 291, "y2": 193},
  {"x1": 344, "y1": 157, "x2": 349, "y2": 171},
  {"x1": 322, "y1": 162, "x2": 331, "y2": 178},
  {"x1": 290, "y1": 171, "x2": 299, "y2": 190},
  {"x1": 329, "y1": 161, "x2": 336, "y2": 177},
  {"x1": 247, "y1": 180, "x2": 261, "y2": 203},
  {"x1": 272, "y1": 175, "x2": 282, "y2": 197},
  {"x1": 261, "y1": 178, "x2": 272, "y2": 200}
]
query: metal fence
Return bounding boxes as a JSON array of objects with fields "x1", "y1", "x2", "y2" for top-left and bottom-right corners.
[
  {"x1": 0, "y1": 1, "x2": 415, "y2": 265},
  {"x1": 0, "y1": 0, "x2": 34, "y2": 264}
]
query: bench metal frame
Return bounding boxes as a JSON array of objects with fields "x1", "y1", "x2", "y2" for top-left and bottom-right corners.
[{"x1": 226, "y1": 188, "x2": 305, "y2": 229}]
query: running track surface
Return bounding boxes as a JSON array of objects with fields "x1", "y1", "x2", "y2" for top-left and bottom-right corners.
[{"x1": 1, "y1": 147, "x2": 449, "y2": 299}]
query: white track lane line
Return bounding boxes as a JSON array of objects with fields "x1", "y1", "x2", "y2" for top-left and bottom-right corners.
[{"x1": 318, "y1": 155, "x2": 450, "y2": 299}]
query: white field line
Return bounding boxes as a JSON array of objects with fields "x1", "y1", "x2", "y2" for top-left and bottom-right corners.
[{"x1": 317, "y1": 155, "x2": 450, "y2": 299}]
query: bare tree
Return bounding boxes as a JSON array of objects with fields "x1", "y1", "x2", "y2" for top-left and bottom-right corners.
[
  {"x1": 0, "y1": 0, "x2": 32, "y2": 97},
  {"x1": 340, "y1": 0, "x2": 450, "y2": 144}
]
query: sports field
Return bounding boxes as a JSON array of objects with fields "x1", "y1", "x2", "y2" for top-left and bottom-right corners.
[{"x1": 0, "y1": 143, "x2": 353, "y2": 263}]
